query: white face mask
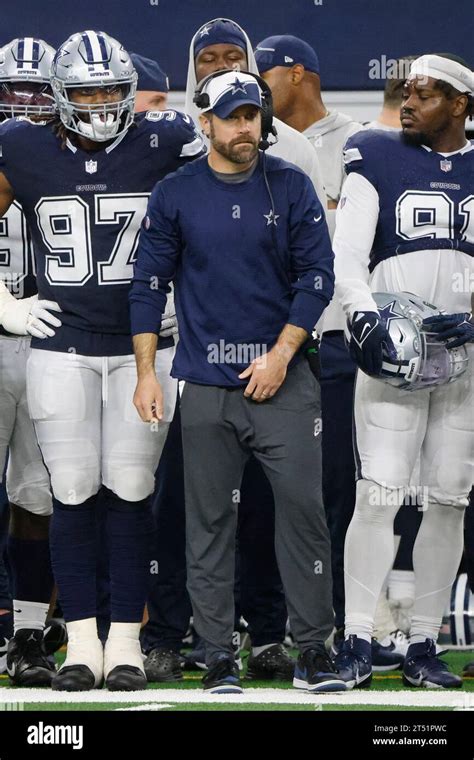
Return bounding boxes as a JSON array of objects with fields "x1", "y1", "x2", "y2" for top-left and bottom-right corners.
[{"x1": 77, "y1": 112, "x2": 119, "y2": 141}]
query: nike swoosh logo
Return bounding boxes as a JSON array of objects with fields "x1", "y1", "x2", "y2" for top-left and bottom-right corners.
[
  {"x1": 313, "y1": 214, "x2": 322, "y2": 222},
  {"x1": 359, "y1": 322, "x2": 373, "y2": 342},
  {"x1": 7, "y1": 662, "x2": 16, "y2": 677}
]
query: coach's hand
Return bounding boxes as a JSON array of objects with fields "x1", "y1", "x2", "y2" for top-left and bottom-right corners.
[
  {"x1": 134, "y1": 371, "x2": 164, "y2": 423},
  {"x1": 349, "y1": 310, "x2": 398, "y2": 376},
  {"x1": 422, "y1": 312, "x2": 474, "y2": 348},
  {"x1": 239, "y1": 346, "x2": 288, "y2": 402}
]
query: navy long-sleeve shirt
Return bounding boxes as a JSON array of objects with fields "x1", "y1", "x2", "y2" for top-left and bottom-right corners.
[{"x1": 130, "y1": 153, "x2": 334, "y2": 386}]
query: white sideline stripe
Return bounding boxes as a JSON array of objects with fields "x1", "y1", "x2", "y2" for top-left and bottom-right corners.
[
  {"x1": 115, "y1": 704, "x2": 174, "y2": 711},
  {"x1": 0, "y1": 688, "x2": 473, "y2": 708}
]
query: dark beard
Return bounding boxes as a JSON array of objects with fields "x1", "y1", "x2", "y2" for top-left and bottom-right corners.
[
  {"x1": 402, "y1": 129, "x2": 431, "y2": 147},
  {"x1": 210, "y1": 122, "x2": 259, "y2": 164}
]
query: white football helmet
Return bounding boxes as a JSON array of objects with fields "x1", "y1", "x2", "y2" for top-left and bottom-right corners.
[
  {"x1": 0, "y1": 37, "x2": 56, "y2": 119},
  {"x1": 371, "y1": 291, "x2": 469, "y2": 391},
  {"x1": 50, "y1": 30, "x2": 137, "y2": 142}
]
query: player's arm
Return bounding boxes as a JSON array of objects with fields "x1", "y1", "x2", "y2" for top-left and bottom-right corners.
[
  {"x1": 0, "y1": 171, "x2": 14, "y2": 217},
  {"x1": 130, "y1": 183, "x2": 181, "y2": 422},
  {"x1": 239, "y1": 174, "x2": 334, "y2": 400},
  {"x1": 333, "y1": 170, "x2": 396, "y2": 375}
]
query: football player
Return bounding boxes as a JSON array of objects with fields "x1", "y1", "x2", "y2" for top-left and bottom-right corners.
[
  {"x1": 0, "y1": 37, "x2": 65, "y2": 687},
  {"x1": 332, "y1": 54, "x2": 473, "y2": 689},
  {"x1": 0, "y1": 29, "x2": 204, "y2": 691}
]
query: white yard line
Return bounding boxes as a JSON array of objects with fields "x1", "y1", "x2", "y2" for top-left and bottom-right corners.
[{"x1": 0, "y1": 688, "x2": 473, "y2": 708}]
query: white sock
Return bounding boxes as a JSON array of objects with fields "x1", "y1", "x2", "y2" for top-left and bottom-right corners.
[
  {"x1": 13, "y1": 600, "x2": 49, "y2": 634},
  {"x1": 252, "y1": 643, "x2": 279, "y2": 657},
  {"x1": 104, "y1": 622, "x2": 144, "y2": 677},
  {"x1": 344, "y1": 480, "x2": 401, "y2": 642},
  {"x1": 411, "y1": 502, "x2": 465, "y2": 644}
]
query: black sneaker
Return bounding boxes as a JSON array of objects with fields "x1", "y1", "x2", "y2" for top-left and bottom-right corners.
[
  {"x1": 294, "y1": 648, "x2": 347, "y2": 692},
  {"x1": 144, "y1": 648, "x2": 183, "y2": 682},
  {"x1": 463, "y1": 661, "x2": 474, "y2": 678},
  {"x1": 0, "y1": 611, "x2": 13, "y2": 674},
  {"x1": 43, "y1": 619, "x2": 68, "y2": 656},
  {"x1": 202, "y1": 656, "x2": 243, "y2": 694},
  {"x1": 246, "y1": 644, "x2": 295, "y2": 681},
  {"x1": 7, "y1": 629, "x2": 56, "y2": 686}
]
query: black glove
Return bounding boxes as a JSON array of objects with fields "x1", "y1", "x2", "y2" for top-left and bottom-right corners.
[
  {"x1": 349, "y1": 310, "x2": 398, "y2": 376},
  {"x1": 422, "y1": 312, "x2": 474, "y2": 349}
]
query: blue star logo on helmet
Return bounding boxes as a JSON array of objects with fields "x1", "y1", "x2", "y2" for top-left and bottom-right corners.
[{"x1": 378, "y1": 300, "x2": 404, "y2": 331}]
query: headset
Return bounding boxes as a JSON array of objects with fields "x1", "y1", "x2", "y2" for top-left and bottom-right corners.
[{"x1": 193, "y1": 69, "x2": 278, "y2": 150}]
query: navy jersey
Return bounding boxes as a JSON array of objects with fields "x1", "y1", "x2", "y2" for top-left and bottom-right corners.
[
  {"x1": 0, "y1": 111, "x2": 204, "y2": 355},
  {"x1": 343, "y1": 131, "x2": 474, "y2": 273}
]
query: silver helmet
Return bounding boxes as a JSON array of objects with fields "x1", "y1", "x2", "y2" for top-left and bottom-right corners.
[
  {"x1": 50, "y1": 30, "x2": 137, "y2": 142},
  {"x1": 0, "y1": 37, "x2": 56, "y2": 119},
  {"x1": 372, "y1": 291, "x2": 469, "y2": 391}
]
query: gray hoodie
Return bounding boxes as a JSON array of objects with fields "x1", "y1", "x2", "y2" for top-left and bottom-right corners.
[
  {"x1": 304, "y1": 111, "x2": 363, "y2": 204},
  {"x1": 185, "y1": 18, "x2": 326, "y2": 206}
]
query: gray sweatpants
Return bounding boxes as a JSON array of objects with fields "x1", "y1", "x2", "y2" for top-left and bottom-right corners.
[{"x1": 180, "y1": 359, "x2": 334, "y2": 664}]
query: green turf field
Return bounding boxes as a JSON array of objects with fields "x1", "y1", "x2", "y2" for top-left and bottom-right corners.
[{"x1": 1, "y1": 648, "x2": 473, "y2": 711}]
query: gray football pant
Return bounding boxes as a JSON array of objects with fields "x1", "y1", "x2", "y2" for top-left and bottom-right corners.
[{"x1": 180, "y1": 360, "x2": 334, "y2": 664}]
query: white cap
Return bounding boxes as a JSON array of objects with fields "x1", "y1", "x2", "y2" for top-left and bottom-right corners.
[
  {"x1": 198, "y1": 71, "x2": 263, "y2": 117},
  {"x1": 408, "y1": 54, "x2": 473, "y2": 94}
]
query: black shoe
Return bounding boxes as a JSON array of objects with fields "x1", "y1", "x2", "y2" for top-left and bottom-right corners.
[
  {"x1": 246, "y1": 644, "x2": 295, "y2": 681},
  {"x1": 202, "y1": 656, "x2": 243, "y2": 694},
  {"x1": 144, "y1": 648, "x2": 183, "y2": 682},
  {"x1": 106, "y1": 665, "x2": 147, "y2": 691},
  {"x1": 0, "y1": 611, "x2": 13, "y2": 674},
  {"x1": 43, "y1": 619, "x2": 68, "y2": 656},
  {"x1": 294, "y1": 648, "x2": 348, "y2": 692},
  {"x1": 463, "y1": 661, "x2": 474, "y2": 677},
  {"x1": 7, "y1": 629, "x2": 56, "y2": 686},
  {"x1": 52, "y1": 665, "x2": 98, "y2": 691}
]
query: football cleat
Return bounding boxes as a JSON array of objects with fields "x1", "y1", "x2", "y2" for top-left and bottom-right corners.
[
  {"x1": 246, "y1": 643, "x2": 295, "y2": 681},
  {"x1": 52, "y1": 634, "x2": 103, "y2": 691},
  {"x1": 144, "y1": 648, "x2": 183, "y2": 682},
  {"x1": 402, "y1": 639, "x2": 462, "y2": 688},
  {"x1": 43, "y1": 618, "x2": 68, "y2": 656},
  {"x1": 333, "y1": 635, "x2": 372, "y2": 689},
  {"x1": 372, "y1": 630, "x2": 408, "y2": 671},
  {"x1": 294, "y1": 648, "x2": 347, "y2": 692},
  {"x1": 7, "y1": 628, "x2": 56, "y2": 686},
  {"x1": 0, "y1": 611, "x2": 13, "y2": 674},
  {"x1": 104, "y1": 636, "x2": 146, "y2": 691},
  {"x1": 202, "y1": 656, "x2": 243, "y2": 694}
]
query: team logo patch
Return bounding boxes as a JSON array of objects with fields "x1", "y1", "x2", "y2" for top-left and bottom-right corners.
[
  {"x1": 263, "y1": 209, "x2": 280, "y2": 226},
  {"x1": 440, "y1": 159, "x2": 452, "y2": 173},
  {"x1": 85, "y1": 160, "x2": 98, "y2": 174}
]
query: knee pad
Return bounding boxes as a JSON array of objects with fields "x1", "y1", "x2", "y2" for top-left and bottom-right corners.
[
  {"x1": 50, "y1": 470, "x2": 100, "y2": 506},
  {"x1": 104, "y1": 467, "x2": 155, "y2": 502},
  {"x1": 353, "y1": 479, "x2": 403, "y2": 525}
]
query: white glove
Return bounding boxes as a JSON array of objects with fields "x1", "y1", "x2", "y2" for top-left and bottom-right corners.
[
  {"x1": 1, "y1": 295, "x2": 62, "y2": 338},
  {"x1": 159, "y1": 289, "x2": 178, "y2": 339}
]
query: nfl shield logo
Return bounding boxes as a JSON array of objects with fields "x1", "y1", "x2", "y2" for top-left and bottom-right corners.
[
  {"x1": 85, "y1": 160, "x2": 97, "y2": 174},
  {"x1": 440, "y1": 159, "x2": 452, "y2": 173}
]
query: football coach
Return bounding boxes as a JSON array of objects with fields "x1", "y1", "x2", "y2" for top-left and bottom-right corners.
[{"x1": 129, "y1": 70, "x2": 345, "y2": 694}]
